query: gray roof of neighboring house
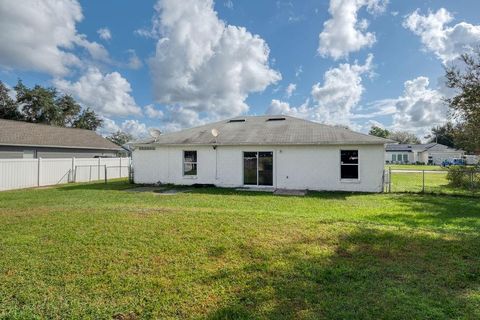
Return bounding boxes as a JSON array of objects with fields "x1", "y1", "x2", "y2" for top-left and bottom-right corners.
[
  {"x1": 133, "y1": 115, "x2": 392, "y2": 146},
  {"x1": 386, "y1": 143, "x2": 462, "y2": 153},
  {"x1": 0, "y1": 119, "x2": 122, "y2": 150}
]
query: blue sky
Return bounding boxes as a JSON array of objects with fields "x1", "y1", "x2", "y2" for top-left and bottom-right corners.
[{"x1": 1, "y1": 0, "x2": 480, "y2": 138}]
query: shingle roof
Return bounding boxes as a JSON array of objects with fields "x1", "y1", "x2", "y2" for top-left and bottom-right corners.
[
  {"x1": 133, "y1": 115, "x2": 391, "y2": 146},
  {"x1": 386, "y1": 143, "x2": 461, "y2": 152},
  {"x1": 0, "y1": 119, "x2": 122, "y2": 150}
]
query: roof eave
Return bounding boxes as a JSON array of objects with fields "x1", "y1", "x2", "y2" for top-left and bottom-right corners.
[{"x1": 0, "y1": 142, "x2": 122, "y2": 151}]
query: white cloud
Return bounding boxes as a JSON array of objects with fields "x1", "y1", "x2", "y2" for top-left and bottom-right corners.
[
  {"x1": 0, "y1": 0, "x2": 108, "y2": 76},
  {"x1": 121, "y1": 120, "x2": 148, "y2": 138},
  {"x1": 372, "y1": 76, "x2": 447, "y2": 136},
  {"x1": 53, "y1": 67, "x2": 142, "y2": 117},
  {"x1": 285, "y1": 83, "x2": 296, "y2": 98},
  {"x1": 404, "y1": 8, "x2": 480, "y2": 63},
  {"x1": 126, "y1": 49, "x2": 143, "y2": 69},
  {"x1": 97, "y1": 27, "x2": 112, "y2": 41},
  {"x1": 267, "y1": 55, "x2": 373, "y2": 128},
  {"x1": 295, "y1": 65, "x2": 303, "y2": 78},
  {"x1": 267, "y1": 99, "x2": 311, "y2": 118},
  {"x1": 145, "y1": 104, "x2": 164, "y2": 119},
  {"x1": 98, "y1": 117, "x2": 120, "y2": 135},
  {"x1": 75, "y1": 35, "x2": 110, "y2": 63},
  {"x1": 318, "y1": 0, "x2": 388, "y2": 60},
  {"x1": 224, "y1": 0, "x2": 233, "y2": 9},
  {"x1": 148, "y1": 0, "x2": 281, "y2": 126},
  {"x1": 99, "y1": 118, "x2": 149, "y2": 138},
  {"x1": 310, "y1": 54, "x2": 373, "y2": 125}
]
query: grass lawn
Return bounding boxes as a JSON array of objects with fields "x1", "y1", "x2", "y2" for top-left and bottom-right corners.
[
  {"x1": 389, "y1": 170, "x2": 479, "y2": 196},
  {"x1": 1, "y1": 180, "x2": 480, "y2": 319},
  {"x1": 386, "y1": 164, "x2": 445, "y2": 171}
]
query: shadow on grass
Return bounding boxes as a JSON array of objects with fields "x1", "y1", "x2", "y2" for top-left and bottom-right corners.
[
  {"x1": 371, "y1": 194, "x2": 480, "y2": 232},
  {"x1": 57, "y1": 179, "x2": 133, "y2": 191},
  {"x1": 58, "y1": 180, "x2": 358, "y2": 200},
  {"x1": 205, "y1": 227, "x2": 480, "y2": 319}
]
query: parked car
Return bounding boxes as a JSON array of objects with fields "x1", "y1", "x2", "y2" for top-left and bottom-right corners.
[{"x1": 441, "y1": 158, "x2": 465, "y2": 167}]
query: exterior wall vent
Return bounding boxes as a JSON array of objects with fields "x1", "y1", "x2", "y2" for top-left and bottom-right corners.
[
  {"x1": 228, "y1": 119, "x2": 246, "y2": 123},
  {"x1": 267, "y1": 117, "x2": 286, "y2": 121}
]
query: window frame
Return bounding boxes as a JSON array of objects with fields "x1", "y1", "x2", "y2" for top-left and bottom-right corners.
[
  {"x1": 183, "y1": 150, "x2": 198, "y2": 177},
  {"x1": 242, "y1": 151, "x2": 274, "y2": 187},
  {"x1": 340, "y1": 149, "x2": 360, "y2": 182}
]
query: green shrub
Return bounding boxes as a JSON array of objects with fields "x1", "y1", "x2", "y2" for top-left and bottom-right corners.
[{"x1": 447, "y1": 166, "x2": 480, "y2": 189}]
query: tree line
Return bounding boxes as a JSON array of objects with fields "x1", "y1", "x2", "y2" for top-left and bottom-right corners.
[
  {"x1": 0, "y1": 80, "x2": 102, "y2": 130},
  {"x1": 0, "y1": 80, "x2": 133, "y2": 146},
  {"x1": 369, "y1": 50, "x2": 480, "y2": 154}
]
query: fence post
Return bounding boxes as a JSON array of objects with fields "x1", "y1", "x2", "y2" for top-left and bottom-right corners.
[
  {"x1": 104, "y1": 165, "x2": 107, "y2": 184},
  {"x1": 471, "y1": 171, "x2": 475, "y2": 192},
  {"x1": 98, "y1": 158, "x2": 101, "y2": 180},
  {"x1": 422, "y1": 170, "x2": 425, "y2": 193},
  {"x1": 119, "y1": 157, "x2": 122, "y2": 177},
  {"x1": 71, "y1": 157, "x2": 75, "y2": 182},
  {"x1": 388, "y1": 167, "x2": 392, "y2": 193},
  {"x1": 37, "y1": 157, "x2": 42, "y2": 187}
]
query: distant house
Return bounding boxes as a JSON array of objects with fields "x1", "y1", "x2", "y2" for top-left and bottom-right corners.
[
  {"x1": 131, "y1": 115, "x2": 391, "y2": 192},
  {"x1": 0, "y1": 119, "x2": 122, "y2": 159},
  {"x1": 385, "y1": 143, "x2": 465, "y2": 165}
]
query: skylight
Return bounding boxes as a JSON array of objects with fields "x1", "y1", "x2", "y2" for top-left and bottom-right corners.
[
  {"x1": 228, "y1": 119, "x2": 246, "y2": 123},
  {"x1": 267, "y1": 117, "x2": 286, "y2": 121}
]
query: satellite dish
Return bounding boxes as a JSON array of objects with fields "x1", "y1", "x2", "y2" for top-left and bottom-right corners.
[
  {"x1": 211, "y1": 128, "x2": 219, "y2": 137},
  {"x1": 148, "y1": 128, "x2": 162, "y2": 141}
]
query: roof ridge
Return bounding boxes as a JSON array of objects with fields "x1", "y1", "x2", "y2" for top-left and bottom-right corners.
[{"x1": 0, "y1": 118, "x2": 101, "y2": 133}]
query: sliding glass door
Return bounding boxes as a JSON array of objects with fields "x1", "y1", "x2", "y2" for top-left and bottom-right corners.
[{"x1": 243, "y1": 151, "x2": 273, "y2": 186}]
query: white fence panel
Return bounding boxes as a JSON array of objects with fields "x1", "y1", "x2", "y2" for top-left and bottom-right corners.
[
  {"x1": 40, "y1": 158, "x2": 72, "y2": 186},
  {"x1": 75, "y1": 158, "x2": 101, "y2": 182},
  {"x1": 0, "y1": 159, "x2": 38, "y2": 191},
  {"x1": 0, "y1": 157, "x2": 130, "y2": 191}
]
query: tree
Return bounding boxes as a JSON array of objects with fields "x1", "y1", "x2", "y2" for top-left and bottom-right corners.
[
  {"x1": 388, "y1": 131, "x2": 421, "y2": 144},
  {"x1": 428, "y1": 123, "x2": 456, "y2": 148},
  {"x1": 0, "y1": 81, "x2": 23, "y2": 120},
  {"x1": 55, "y1": 95, "x2": 81, "y2": 127},
  {"x1": 72, "y1": 108, "x2": 103, "y2": 131},
  {"x1": 15, "y1": 80, "x2": 61, "y2": 124},
  {"x1": 1, "y1": 79, "x2": 103, "y2": 132},
  {"x1": 445, "y1": 50, "x2": 480, "y2": 153},
  {"x1": 107, "y1": 131, "x2": 133, "y2": 146},
  {"x1": 369, "y1": 125, "x2": 390, "y2": 138}
]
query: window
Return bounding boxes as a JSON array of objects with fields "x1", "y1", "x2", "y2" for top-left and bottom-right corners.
[
  {"x1": 243, "y1": 151, "x2": 273, "y2": 186},
  {"x1": 183, "y1": 151, "x2": 197, "y2": 176},
  {"x1": 403, "y1": 154, "x2": 408, "y2": 163},
  {"x1": 139, "y1": 146, "x2": 155, "y2": 151},
  {"x1": 391, "y1": 154, "x2": 396, "y2": 162},
  {"x1": 23, "y1": 150, "x2": 36, "y2": 159},
  {"x1": 341, "y1": 150, "x2": 359, "y2": 180}
]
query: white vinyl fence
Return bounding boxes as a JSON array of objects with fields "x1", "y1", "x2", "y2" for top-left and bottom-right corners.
[{"x1": 0, "y1": 157, "x2": 130, "y2": 191}]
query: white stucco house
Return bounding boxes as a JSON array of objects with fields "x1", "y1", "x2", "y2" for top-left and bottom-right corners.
[
  {"x1": 385, "y1": 143, "x2": 465, "y2": 165},
  {"x1": 131, "y1": 115, "x2": 391, "y2": 192}
]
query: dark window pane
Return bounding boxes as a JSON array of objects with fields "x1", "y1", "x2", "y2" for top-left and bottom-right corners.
[
  {"x1": 341, "y1": 150, "x2": 358, "y2": 164},
  {"x1": 184, "y1": 151, "x2": 197, "y2": 162},
  {"x1": 243, "y1": 152, "x2": 257, "y2": 185},
  {"x1": 341, "y1": 165, "x2": 358, "y2": 179},
  {"x1": 258, "y1": 152, "x2": 273, "y2": 186},
  {"x1": 184, "y1": 163, "x2": 197, "y2": 176}
]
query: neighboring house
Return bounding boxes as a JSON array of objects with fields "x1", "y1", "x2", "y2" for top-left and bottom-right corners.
[
  {"x1": 131, "y1": 115, "x2": 390, "y2": 192},
  {"x1": 385, "y1": 143, "x2": 465, "y2": 165},
  {"x1": 0, "y1": 119, "x2": 122, "y2": 159}
]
